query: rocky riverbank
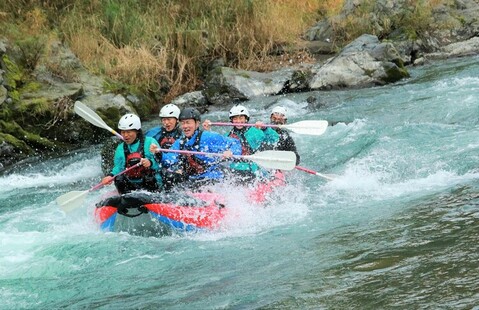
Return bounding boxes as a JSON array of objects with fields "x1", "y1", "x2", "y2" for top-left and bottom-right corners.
[{"x1": 1, "y1": 0, "x2": 478, "y2": 171}]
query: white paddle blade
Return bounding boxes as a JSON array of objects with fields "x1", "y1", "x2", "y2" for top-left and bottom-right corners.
[
  {"x1": 282, "y1": 120, "x2": 328, "y2": 136},
  {"x1": 74, "y1": 101, "x2": 110, "y2": 130},
  {"x1": 247, "y1": 150, "x2": 296, "y2": 170},
  {"x1": 56, "y1": 190, "x2": 89, "y2": 213}
]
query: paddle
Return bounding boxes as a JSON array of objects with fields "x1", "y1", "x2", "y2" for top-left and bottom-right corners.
[
  {"x1": 209, "y1": 120, "x2": 328, "y2": 136},
  {"x1": 74, "y1": 101, "x2": 124, "y2": 140},
  {"x1": 157, "y1": 148, "x2": 296, "y2": 171},
  {"x1": 56, "y1": 163, "x2": 141, "y2": 213},
  {"x1": 295, "y1": 165, "x2": 337, "y2": 181}
]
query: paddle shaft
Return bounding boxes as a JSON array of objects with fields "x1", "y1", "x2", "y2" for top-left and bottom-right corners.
[
  {"x1": 295, "y1": 165, "x2": 335, "y2": 181},
  {"x1": 210, "y1": 122, "x2": 280, "y2": 129},
  {"x1": 103, "y1": 162, "x2": 142, "y2": 184},
  {"x1": 88, "y1": 162, "x2": 142, "y2": 193},
  {"x1": 108, "y1": 128, "x2": 124, "y2": 140},
  {"x1": 209, "y1": 120, "x2": 328, "y2": 136}
]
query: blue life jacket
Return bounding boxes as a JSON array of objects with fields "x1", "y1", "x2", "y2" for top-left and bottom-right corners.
[{"x1": 162, "y1": 129, "x2": 242, "y2": 181}]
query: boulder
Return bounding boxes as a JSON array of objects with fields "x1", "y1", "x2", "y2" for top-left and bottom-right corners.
[
  {"x1": 203, "y1": 66, "x2": 294, "y2": 106},
  {"x1": 302, "y1": 0, "x2": 479, "y2": 64},
  {"x1": 425, "y1": 36, "x2": 479, "y2": 59},
  {"x1": 309, "y1": 34, "x2": 409, "y2": 89},
  {"x1": 170, "y1": 91, "x2": 209, "y2": 113}
]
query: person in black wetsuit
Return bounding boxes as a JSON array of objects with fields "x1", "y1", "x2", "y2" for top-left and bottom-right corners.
[{"x1": 269, "y1": 106, "x2": 301, "y2": 165}]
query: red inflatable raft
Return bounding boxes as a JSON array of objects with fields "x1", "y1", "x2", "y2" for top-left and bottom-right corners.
[{"x1": 95, "y1": 171, "x2": 286, "y2": 236}]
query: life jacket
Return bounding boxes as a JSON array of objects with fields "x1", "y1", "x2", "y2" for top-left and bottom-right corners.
[
  {"x1": 178, "y1": 129, "x2": 209, "y2": 176},
  {"x1": 123, "y1": 138, "x2": 153, "y2": 179},
  {"x1": 228, "y1": 127, "x2": 252, "y2": 155},
  {"x1": 155, "y1": 126, "x2": 182, "y2": 149}
]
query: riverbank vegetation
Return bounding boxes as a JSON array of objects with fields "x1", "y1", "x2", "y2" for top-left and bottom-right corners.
[
  {"x1": 0, "y1": 0, "x2": 341, "y2": 103},
  {"x1": 0, "y1": 0, "x2": 448, "y2": 105}
]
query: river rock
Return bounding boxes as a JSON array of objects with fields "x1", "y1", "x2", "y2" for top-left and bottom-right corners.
[
  {"x1": 303, "y1": 0, "x2": 479, "y2": 64},
  {"x1": 309, "y1": 34, "x2": 409, "y2": 89},
  {"x1": 203, "y1": 66, "x2": 294, "y2": 106},
  {"x1": 425, "y1": 36, "x2": 479, "y2": 59},
  {"x1": 170, "y1": 90, "x2": 209, "y2": 113}
]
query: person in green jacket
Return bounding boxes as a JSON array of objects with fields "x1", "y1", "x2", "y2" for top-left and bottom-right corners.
[
  {"x1": 101, "y1": 113, "x2": 161, "y2": 194},
  {"x1": 204, "y1": 104, "x2": 279, "y2": 183}
]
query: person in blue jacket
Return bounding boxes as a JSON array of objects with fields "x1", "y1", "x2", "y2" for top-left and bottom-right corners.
[
  {"x1": 150, "y1": 107, "x2": 241, "y2": 191},
  {"x1": 145, "y1": 104, "x2": 183, "y2": 149},
  {"x1": 101, "y1": 113, "x2": 161, "y2": 194},
  {"x1": 204, "y1": 104, "x2": 279, "y2": 183},
  {"x1": 145, "y1": 104, "x2": 183, "y2": 188}
]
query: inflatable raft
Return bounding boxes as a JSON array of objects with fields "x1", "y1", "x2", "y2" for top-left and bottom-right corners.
[{"x1": 95, "y1": 171, "x2": 286, "y2": 236}]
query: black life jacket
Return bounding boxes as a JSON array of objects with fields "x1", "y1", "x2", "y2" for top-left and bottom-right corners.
[
  {"x1": 228, "y1": 127, "x2": 252, "y2": 155},
  {"x1": 156, "y1": 126, "x2": 182, "y2": 149},
  {"x1": 178, "y1": 129, "x2": 209, "y2": 176}
]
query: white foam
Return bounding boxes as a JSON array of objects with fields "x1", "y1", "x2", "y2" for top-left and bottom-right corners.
[
  {"x1": 181, "y1": 180, "x2": 309, "y2": 241},
  {"x1": 435, "y1": 76, "x2": 479, "y2": 89},
  {"x1": 323, "y1": 166, "x2": 479, "y2": 204},
  {"x1": 0, "y1": 157, "x2": 101, "y2": 193}
]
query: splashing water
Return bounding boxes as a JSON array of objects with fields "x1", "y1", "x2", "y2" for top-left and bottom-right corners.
[{"x1": 1, "y1": 56, "x2": 479, "y2": 308}]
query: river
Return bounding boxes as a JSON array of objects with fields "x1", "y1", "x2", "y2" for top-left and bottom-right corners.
[{"x1": 1, "y1": 56, "x2": 479, "y2": 309}]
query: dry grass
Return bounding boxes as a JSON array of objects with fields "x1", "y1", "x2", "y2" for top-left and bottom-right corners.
[
  {"x1": 317, "y1": 0, "x2": 346, "y2": 17},
  {"x1": 1, "y1": 0, "x2": 329, "y2": 102}
]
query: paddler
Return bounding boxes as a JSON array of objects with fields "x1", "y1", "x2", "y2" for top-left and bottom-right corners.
[
  {"x1": 145, "y1": 103, "x2": 183, "y2": 149},
  {"x1": 203, "y1": 104, "x2": 279, "y2": 183},
  {"x1": 150, "y1": 107, "x2": 242, "y2": 191},
  {"x1": 268, "y1": 105, "x2": 301, "y2": 165},
  {"x1": 101, "y1": 113, "x2": 161, "y2": 194}
]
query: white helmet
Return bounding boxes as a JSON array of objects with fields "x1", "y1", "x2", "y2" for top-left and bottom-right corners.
[
  {"x1": 159, "y1": 104, "x2": 180, "y2": 119},
  {"x1": 229, "y1": 104, "x2": 250, "y2": 119},
  {"x1": 271, "y1": 106, "x2": 287, "y2": 119},
  {"x1": 118, "y1": 113, "x2": 141, "y2": 130}
]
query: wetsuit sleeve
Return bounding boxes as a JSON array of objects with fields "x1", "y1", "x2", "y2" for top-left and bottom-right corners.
[
  {"x1": 144, "y1": 137, "x2": 161, "y2": 171},
  {"x1": 244, "y1": 127, "x2": 266, "y2": 152},
  {"x1": 263, "y1": 127, "x2": 279, "y2": 144},
  {"x1": 257, "y1": 127, "x2": 280, "y2": 151},
  {"x1": 111, "y1": 143, "x2": 126, "y2": 175},
  {"x1": 283, "y1": 133, "x2": 301, "y2": 165}
]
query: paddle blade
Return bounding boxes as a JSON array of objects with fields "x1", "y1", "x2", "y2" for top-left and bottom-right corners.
[
  {"x1": 282, "y1": 120, "x2": 328, "y2": 136},
  {"x1": 74, "y1": 101, "x2": 123, "y2": 140},
  {"x1": 56, "y1": 190, "x2": 89, "y2": 213},
  {"x1": 74, "y1": 101, "x2": 109, "y2": 129},
  {"x1": 246, "y1": 150, "x2": 296, "y2": 170}
]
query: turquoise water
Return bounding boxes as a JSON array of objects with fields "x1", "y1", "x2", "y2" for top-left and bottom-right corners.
[{"x1": 1, "y1": 56, "x2": 479, "y2": 309}]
